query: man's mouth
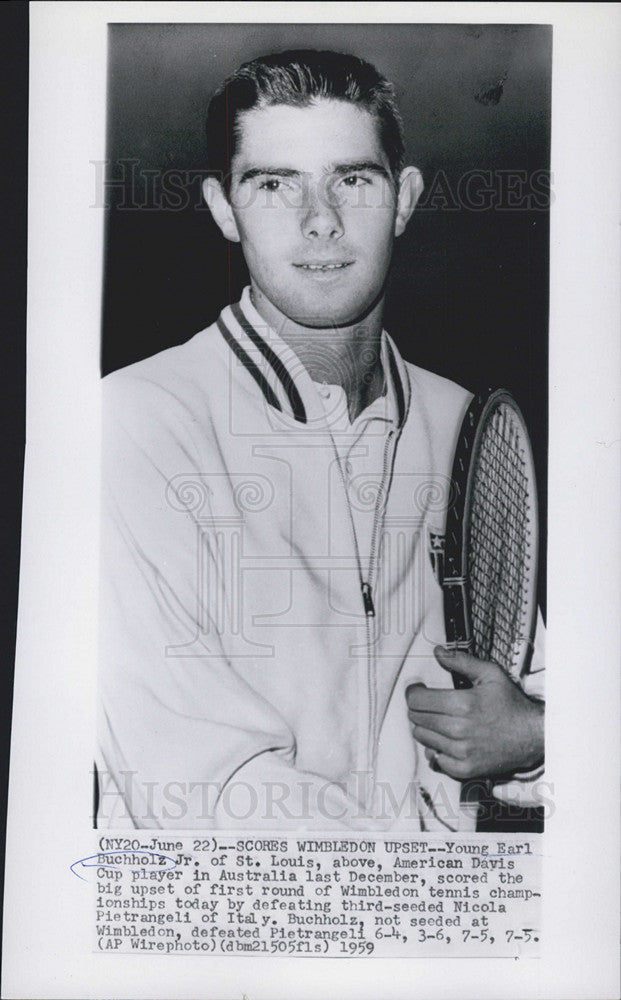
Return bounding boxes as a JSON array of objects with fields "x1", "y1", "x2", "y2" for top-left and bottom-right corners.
[{"x1": 293, "y1": 261, "x2": 353, "y2": 272}]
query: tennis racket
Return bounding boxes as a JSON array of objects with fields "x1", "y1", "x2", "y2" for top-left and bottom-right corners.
[
  {"x1": 442, "y1": 389, "x2": 539, "y2": 829},
  {"x1": 443, "y1": 388, "x2": 539, "y2": 685}
]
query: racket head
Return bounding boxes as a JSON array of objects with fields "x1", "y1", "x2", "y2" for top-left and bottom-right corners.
[{"x1": 443, "y1": 389, "x2": 539, "y2": 685}]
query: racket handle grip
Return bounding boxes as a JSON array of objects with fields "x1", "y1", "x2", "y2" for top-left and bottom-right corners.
[
  {"x1": 444, "y1": 640, "x2": 474, "y2": 690},
  {"x1": 452, "y1": 671, "x2": 473, "y2": 690}
]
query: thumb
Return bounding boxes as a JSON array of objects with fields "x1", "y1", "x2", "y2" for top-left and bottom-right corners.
[{"x1": 433, "y1": 645, "x2": 499, "y2": 683}]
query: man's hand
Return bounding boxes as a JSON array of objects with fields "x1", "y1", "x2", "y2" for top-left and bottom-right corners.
[{"x1": 405, "y1": 646, "x2": 544, "y2": 781}]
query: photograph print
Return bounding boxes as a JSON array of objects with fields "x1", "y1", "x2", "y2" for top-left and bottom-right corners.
[{"x1": 95, "y1": 22, "x2": 550, "y2": 833}]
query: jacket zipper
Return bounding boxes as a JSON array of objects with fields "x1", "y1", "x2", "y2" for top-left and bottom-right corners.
[
  {"x1": 365, "y1": 428, "x2": 396, "y2": 766},
  {"x1": 330, "y1": 427, "x2": 397, "y2": 777}
]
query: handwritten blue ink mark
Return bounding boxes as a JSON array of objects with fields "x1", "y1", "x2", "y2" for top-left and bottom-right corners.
[{"x1": 70, "y1": 849, "x2": 178, "y2": 882}]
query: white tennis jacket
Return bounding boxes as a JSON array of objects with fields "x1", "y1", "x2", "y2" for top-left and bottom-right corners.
[{"x1": 97, "y1": 288, "x2": 545, "y2": 831}]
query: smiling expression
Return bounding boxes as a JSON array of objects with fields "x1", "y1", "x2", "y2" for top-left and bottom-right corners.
[{"x1": 216, "y1": 99, "x2": 417, "y2": 332}]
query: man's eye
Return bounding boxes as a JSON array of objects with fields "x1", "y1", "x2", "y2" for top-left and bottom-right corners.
[
  {"x1": 341, "y1": 174, "x2": 370, "y2": 187},
  {"x1": 258, "y1": 178, "x2": 285, "y2": 191}
]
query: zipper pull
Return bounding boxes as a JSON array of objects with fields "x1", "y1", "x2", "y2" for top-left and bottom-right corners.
[{"x1": 361, "y1": 582, "x2": 375, "y2": 617}]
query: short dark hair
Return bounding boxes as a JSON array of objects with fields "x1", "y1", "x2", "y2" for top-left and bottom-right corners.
[{"x1": 206, "y1": 49, "x2": 405, "y2": 184}]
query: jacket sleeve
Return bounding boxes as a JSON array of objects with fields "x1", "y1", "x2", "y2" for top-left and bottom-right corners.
[{"x1": 97, "y1": 374, "x2": 382, "y2": 830}]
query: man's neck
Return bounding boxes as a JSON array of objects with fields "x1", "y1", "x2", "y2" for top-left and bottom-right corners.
[{"x1": 249, "y1": 285, "x2": 386, "y2": 422}]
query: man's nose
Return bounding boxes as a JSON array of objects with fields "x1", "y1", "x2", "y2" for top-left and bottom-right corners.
[{"x1": 300, "y1": 182, "x2": 344, "y2": 240}]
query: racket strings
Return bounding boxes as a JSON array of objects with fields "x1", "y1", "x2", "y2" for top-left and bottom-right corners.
[{"x1": 468, "y1": 405, "x2": 534, "y2": 671}]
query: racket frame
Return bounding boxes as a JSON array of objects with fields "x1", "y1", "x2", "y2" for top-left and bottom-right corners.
[{"x1": 443, "y1": 388, "x2": 539, "y2": 685}]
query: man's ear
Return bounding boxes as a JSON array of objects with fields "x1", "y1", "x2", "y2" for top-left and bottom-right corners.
[
  {"x1": 202, "y1": 177, "x2": 241, "y2": 243},
  {"x1": 394, "y1": 166, "x2": 424, "y2": 237}
]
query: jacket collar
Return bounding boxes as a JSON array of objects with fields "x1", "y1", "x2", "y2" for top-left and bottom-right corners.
[{"x1": 217, "y1": 287, "x2": 410, "y2": 429}]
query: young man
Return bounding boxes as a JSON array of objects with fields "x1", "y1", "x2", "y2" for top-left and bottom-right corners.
[{"x1": 97, "y1": 50, "x2": 544, "y2": 830}]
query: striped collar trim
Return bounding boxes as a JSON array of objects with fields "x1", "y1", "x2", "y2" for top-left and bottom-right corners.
[{"x1": 217, "y1": 287, "x2": 410, "y2": 428}]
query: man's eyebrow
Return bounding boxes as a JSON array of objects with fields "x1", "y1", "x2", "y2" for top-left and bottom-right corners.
[
  {"x1": 237, "y1": 167, "x2": 302, "y2": 183},
  {"x1": 331, "y1": 160, "x2": 391, "y2": 180},
  {"x1": 236, "y1": 161, "x2": 392, "y2": 184}
]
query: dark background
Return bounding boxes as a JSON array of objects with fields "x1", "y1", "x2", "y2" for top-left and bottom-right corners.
[
  {"x1": 1, "y1": 0, "x2": 27, "y2": 975},
  {"x1": 102, "y1": 22, "x2": 550, "y2": 611}
]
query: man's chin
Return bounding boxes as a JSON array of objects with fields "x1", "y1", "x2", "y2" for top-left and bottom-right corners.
[
  {"x1": 287, "y1": 314, "x2": 360, "y2": 330},
  {"x1": 285, "y1": 296, "x2": 381, "y2": 331},
  {"x1": 250, "y1": 280, "x2": 385, "y2": 333}
]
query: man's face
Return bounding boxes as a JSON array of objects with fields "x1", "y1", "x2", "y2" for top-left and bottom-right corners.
[{"x1": 210, "y1": 99, "x2": 418, "y2": 330}]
